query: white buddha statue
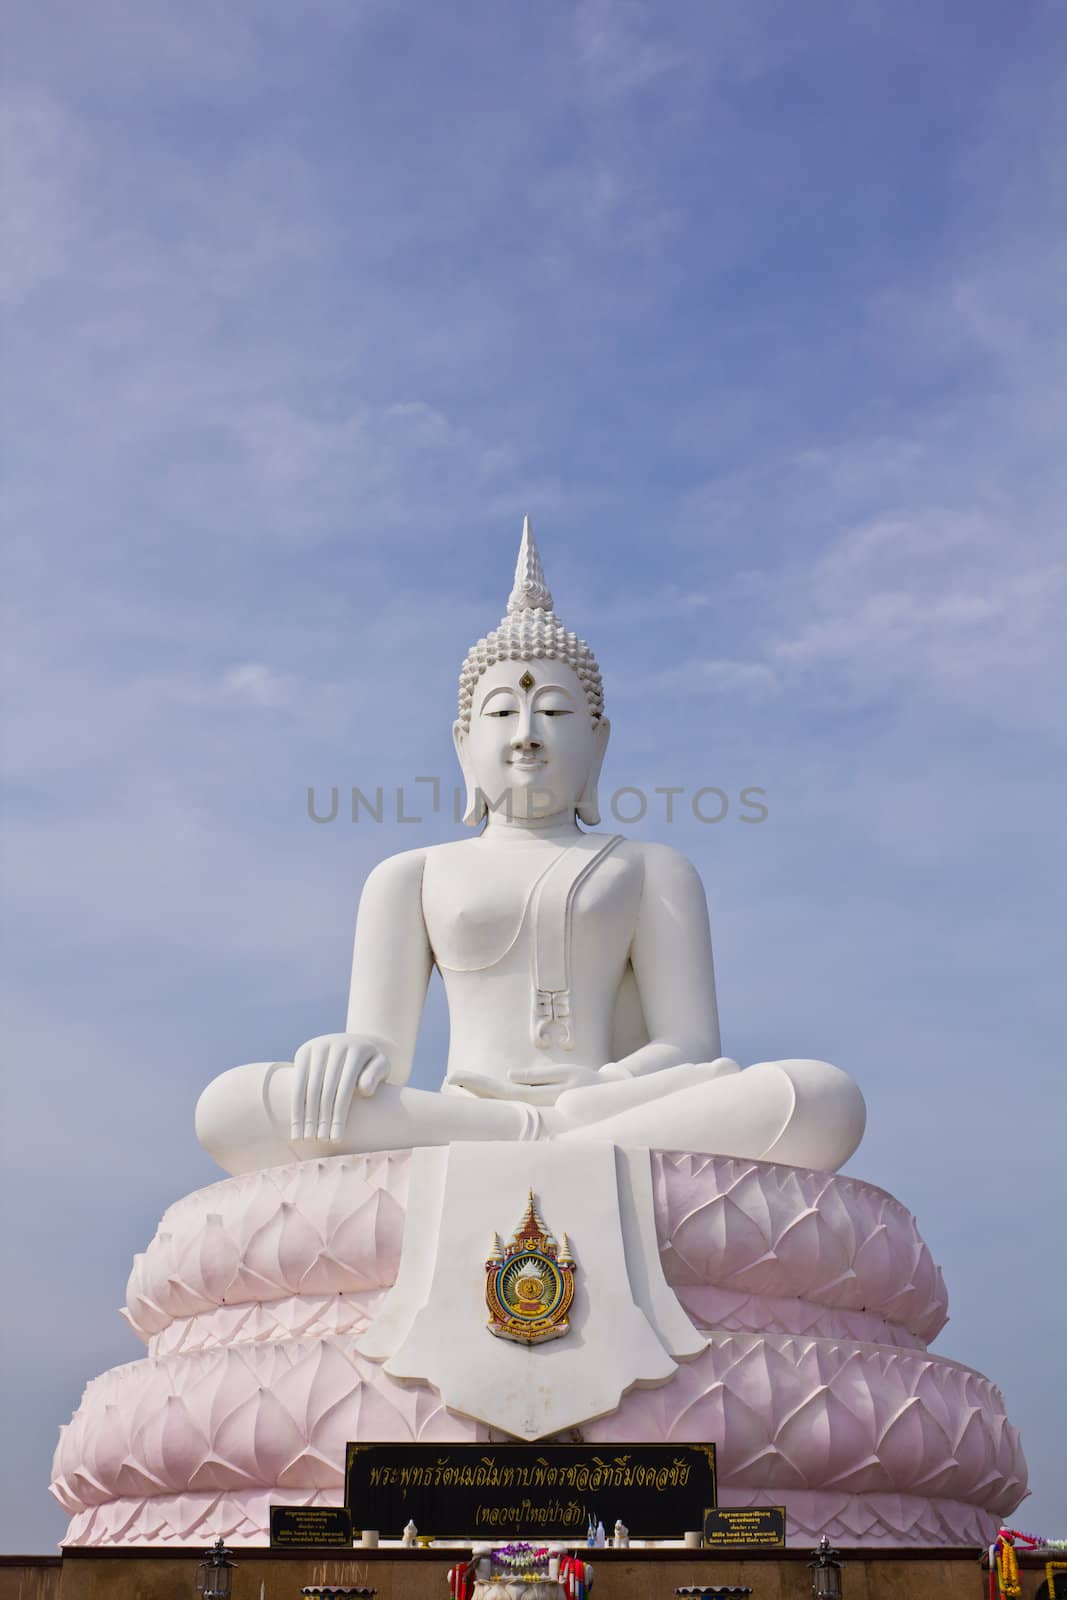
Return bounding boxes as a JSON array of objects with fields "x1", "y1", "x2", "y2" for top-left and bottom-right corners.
[{"x1": 196, "y1": 521, "x2": 865, "y2": 1177}]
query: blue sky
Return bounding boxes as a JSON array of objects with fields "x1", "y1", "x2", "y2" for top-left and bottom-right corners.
[{"x1": 3, "y1": 0, "x2": 1064, "y2": 1553}]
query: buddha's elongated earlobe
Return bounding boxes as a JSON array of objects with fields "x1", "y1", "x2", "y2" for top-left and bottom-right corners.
[
  {"x1": 453, "y1": 720, "x2": 487, "y2": 828},
  {"x1": 576, "y1": 717, "x2": 610, "y2": 827}
]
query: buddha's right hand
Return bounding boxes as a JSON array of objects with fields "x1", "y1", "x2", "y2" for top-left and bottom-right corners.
[{"x1": 291, "y1": 1033, "x2": 390, "y2": 1141}]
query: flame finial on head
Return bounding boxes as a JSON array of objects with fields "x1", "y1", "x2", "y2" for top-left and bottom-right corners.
[
  {"x1": 456, "y1": 518, "x2": 604, "y2": 732},
  {"x1": 507, "y1": 516, "x2": 554, "y2": 613}
]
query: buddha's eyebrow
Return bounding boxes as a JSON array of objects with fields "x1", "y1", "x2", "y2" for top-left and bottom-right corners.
[
  {"x1": 479, "y1": 685, "x2": 521, "y2": 709},
  {"x1": 531, "y1": 682, "x2": 576, "y2": 704}
]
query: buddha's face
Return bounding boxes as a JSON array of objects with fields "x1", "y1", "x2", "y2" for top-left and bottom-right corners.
[{"x1": 459, "y1": 659, "x2": 607, "y2": 824}]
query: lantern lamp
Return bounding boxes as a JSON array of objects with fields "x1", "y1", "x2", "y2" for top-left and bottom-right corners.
[
  {"x1": 808, "y1": 1535, "x2": 844, "y2": 1599},
  {"x1": 194, "y1": 1536, "x2": 237, "y2": 1599}
]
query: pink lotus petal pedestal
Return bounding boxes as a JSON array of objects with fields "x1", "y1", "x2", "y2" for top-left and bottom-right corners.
[{"x1": 51, "y1": 1148, "x2": 1026, "y2": 1550}]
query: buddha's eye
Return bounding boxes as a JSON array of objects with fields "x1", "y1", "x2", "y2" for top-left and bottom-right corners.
[
  {"x1": 541, "y1": 709, "x2": 572, "y2": 717},
  {"x1": 485, "y1": 707, "x2": 517, "y2": 717}
]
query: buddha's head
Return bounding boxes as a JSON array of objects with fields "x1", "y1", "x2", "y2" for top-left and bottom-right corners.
[{"x1": 454, "y1": 520, "x2": 610, "y2": 827}]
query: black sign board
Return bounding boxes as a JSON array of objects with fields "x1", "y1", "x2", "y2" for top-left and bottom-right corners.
[
  {"x1": 270, "y1": 1505, "x2": 353, "y2": 1548},
  {"x1": 702, "y1": 1506, "x2": 786, "y2": 1548},
  {"x1": 345, "y1": 1442, "x2": 716, "y2": 1539}
]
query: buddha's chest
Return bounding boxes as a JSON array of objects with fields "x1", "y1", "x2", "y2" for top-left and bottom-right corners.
[{"x1": 422, "y1": 843, "x2": 639, "y2": 975}]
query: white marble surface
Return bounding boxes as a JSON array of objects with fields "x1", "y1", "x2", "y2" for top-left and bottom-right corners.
[
  {"x1": 359, "y1": 1143, "x2": 703, "y2": 1437},
  {"x1": 195, "y1": 523, "x2": 865, "y2": 1178}
]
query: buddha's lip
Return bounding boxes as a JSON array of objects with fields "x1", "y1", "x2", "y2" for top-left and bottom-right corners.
[{"x1": 506, "y1": 756, "x2": 547, "y2": 768}]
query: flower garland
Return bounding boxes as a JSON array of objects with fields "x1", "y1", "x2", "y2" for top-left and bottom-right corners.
[
  {"x1": 491, "y1": 1542, "x2": 551, "y2": 1581},
  {"x1": 991, "y1": 1535, "x2": 1020, "y2": 1600},
  {"x1": 999, "y1": 1527, "x2": 1067, "y2": 1550},
  {"x1": 989, "y1": 1528, "x2": 1067, "y2": 1600}
]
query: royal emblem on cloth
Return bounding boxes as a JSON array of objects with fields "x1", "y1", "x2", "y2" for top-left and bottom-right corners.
[{"x1": 485, "y1": 1191, "x2": 575, "y2": 1344}]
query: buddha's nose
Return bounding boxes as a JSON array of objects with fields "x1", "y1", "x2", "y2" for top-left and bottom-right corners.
[{"x1": 510, "y1": 711, "x2": 542, "y2": 751}]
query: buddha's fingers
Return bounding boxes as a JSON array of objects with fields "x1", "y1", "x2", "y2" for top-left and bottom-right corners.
[
  {"x1": 326, "y1": 1053, "x2": 361, "y2": 1139},
  {"x1": 317, "y1": 1041, "x2": 351, "y2": 1139},
  {"x1": 325, "y1": 1050, "x2": 387, "y2": 1139},
  {"x1": 303, "y1": 1044, "x2": 331, "y2": 1140},
  {"x1": 356, "y1": 1053, "x2": 389, "y2": 1099},
  {"x1": 290, "y1": 1050, "x2": 310, "y2": 1141}
]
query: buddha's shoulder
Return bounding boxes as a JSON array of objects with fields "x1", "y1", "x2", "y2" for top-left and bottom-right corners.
[
  {"x1": 360, "y1": 845, "x2": 431, "y2": 899},
  {"x1": 420, "y1": 839, "x2": 478, "y2": 867},
  {"x1": 369, "y1": 839, "x2": 480, "y2": 880},
  {"x1": 614, "y1": 837, "x2": 707, "y2": 893}
]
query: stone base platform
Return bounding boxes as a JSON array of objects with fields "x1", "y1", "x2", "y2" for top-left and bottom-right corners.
[{"x1": 1, "y1": 1546, "x2": 1056, "y2": 1600}]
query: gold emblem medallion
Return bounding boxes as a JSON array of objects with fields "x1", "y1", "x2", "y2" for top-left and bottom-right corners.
[{"x1": 485, "y1": 1191, "x2": 575, "y2": 1344}]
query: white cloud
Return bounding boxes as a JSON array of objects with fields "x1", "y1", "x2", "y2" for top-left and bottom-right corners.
[
  {"x1": 769, "y1": 511, "x2": 1066, "y2": 727},
  {"x1": 226, "y1": 397, "x2": 550, "y2": 544},
  {"x1": 220, "y1": 662, "x2": 295, "y2": 708},
  {"x1": 651, "y1": 657, "x2": 778, "y2": 697},
  {"x1": 574, "y1": 0, "x2": 683, "y2": 99}
]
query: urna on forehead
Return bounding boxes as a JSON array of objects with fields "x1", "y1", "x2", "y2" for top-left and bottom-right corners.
[
  {"x1": 472, "y1": 657, "x2": 589, "y2": 707},
  {"x1": 457, "y1": 518, "x2": 604, "y2": 730}
]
